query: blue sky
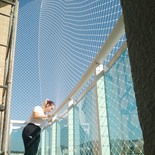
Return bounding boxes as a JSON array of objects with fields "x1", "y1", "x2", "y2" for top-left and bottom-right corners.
[
  {"x1": 9, "y1": 0, "x2": 144, "y2": 152},
  {"x1": 10, "y1": 0, "x2": 42, "y2": 121},
  {"x1": 10, "y1": 0, "x2": 122, "y2": 121},
  {"x1": 9, "y1": 0, "x2": 123, "y2": 151}
]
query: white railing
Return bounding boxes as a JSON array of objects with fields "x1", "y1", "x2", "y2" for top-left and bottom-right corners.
[
  {"x1": 8, "y1": 15, "x2": 125, "y2": 155},
  {"x1": 8, "y1": 120, "x2": 28, "y2": 155},
  {"x1": 44, "y1": 14, "x2": 125, "y2": 122},
  {"x1": 8, "y1": 14, "x2": 146, "y2": 155}
]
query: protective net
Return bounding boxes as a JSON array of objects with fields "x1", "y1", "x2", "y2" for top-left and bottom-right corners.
[
  {"x1": 104, "y1": 49, "x2": 144, "y2": 154},
  {"x1": 10, "y1": 0, "x2": 124, "y2": 121},
  {"x1": 9, "y1": 48, "x2": 144, "y2": 154},
  {"x1": 10, "y1": 0, "x2": 42, "y2": 120},
  {"x1": 8, "y1": 0, "x2": 145, "y2": 154},
  {"x1": 38, "y1": 0, "x2": 123, "y2": 106},
  {"x1": 39, "y1": 48, "x2": 144, "y2": 154}
]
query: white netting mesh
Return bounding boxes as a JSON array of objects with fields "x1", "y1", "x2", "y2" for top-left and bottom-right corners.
[
  {"x1": 10, "y1": 0, "x2": 124, "y2": 121},
  {"x1": 10, "y1": 0, "x2": 42, "y2": 120},
  {"x1": 10, "y1": 49, "x2": 144, "y2": 154},
  {"x1": 38, "y1": 0, "x2": 123, "y2": 110},
  {"x1": 104, "y1": 49, "x2": 144, "y2": 154},
  {"x1": 8, "y1": 1, "x2": 145, "y2": 154}
]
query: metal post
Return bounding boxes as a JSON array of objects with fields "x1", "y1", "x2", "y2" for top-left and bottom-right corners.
[
  {"x1": 73, "y1": 106, "x2": 80, "y2": 154},
  {"x1": 68, "y1": 100, "x2": 73, "y2": 155},
  {"x1": 0, "y1": 93, "x2": 7, "y2": 152},
  {"x1": 8, "y1": 121, "x2": 12, "y2": 155},
  {"x1": 51, "y1": 116, "x2": 56, "y2": 155},
  {"x1": 94, "y1": 64, "x2": 103, "y2": 155},
  {"x1": 41, "y1": 130, "x2": 45, "y2": 155},
  {"x1": 95, "y1": 64, "x2": 111, "y2": 155},
  {"x1": 56, "y1": 121, "x2": 61, "y2": 154},
  {"x1": 50, "y1": 126, "x2": 52, "y2": 155}
]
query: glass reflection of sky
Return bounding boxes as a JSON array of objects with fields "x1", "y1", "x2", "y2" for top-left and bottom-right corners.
[{"x1": 105, "y1": 49, "x2": 143, "y2": 154}]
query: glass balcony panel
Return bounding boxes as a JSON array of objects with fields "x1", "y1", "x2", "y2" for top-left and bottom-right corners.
[
  {"x1": 73, "y1": 86, "x2": 100, "y2": 155},
  {"x1": 10, "y1": 129, "x2": 24, "y2": 154},
  {"x1": 104, "y1": 49, "x2": 144, "y2": 155},
  {"x1": 56, "y1": 114, "x2": 68, "y2": 155}
]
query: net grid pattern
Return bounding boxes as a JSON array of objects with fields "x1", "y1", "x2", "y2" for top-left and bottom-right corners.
[
  {"x1": 8, "y1": 0, "x2": 144, "y2": 154},
  {"x1": 10, "y1": 49, "x2": 144, "y2": 154},
  {"x1": 104, "y1": 49, "x2": 144, "y2": 155},
  {"x1": 10, "y1": 0, "x2": 123, "y2": 120}
]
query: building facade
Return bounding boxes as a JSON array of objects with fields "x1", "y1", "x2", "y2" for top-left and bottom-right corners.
[{"x1": 0, "y1": 0, "x2": 19, "y2": 154}]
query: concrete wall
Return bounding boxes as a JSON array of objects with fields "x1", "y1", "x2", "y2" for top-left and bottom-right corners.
[{"x1": 120, "y1": 0, "x2": 155, "y2": 154}]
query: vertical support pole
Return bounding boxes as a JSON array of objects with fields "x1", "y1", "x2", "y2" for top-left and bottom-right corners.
[
  {"x1": 68, "y1": 100, "x2": 73, "y2": 155},
  {"x1": 95, "y1": 64, "x2": 111, "y2": 155},
  {"x1": 51, "y1": 116, "x2": 56, "y2": 155},
  {"x1": 56, "y1": 121, "x2": 61, "y2": 154},
  {"x1": 45, "y1": 127, "x2": 50, "y2": 155},
  {"x1": 94, "y1": 64, "x2": 103, "y2": 155},
  {"x1": 0, "y1": 111, "x2": 4, "y2": 153},
  {"x1": 74, "y1": 106, "x2": 80, "y2": 154},
  {"x1": 41, "y1": 129, "x2": 45, "y2": 155},
  {"x1": 50, "y1": 126, "x2": 52, "y2": 155},
  {"x1": 8, "y1": 121, "x2": 12, "y2": 155}
]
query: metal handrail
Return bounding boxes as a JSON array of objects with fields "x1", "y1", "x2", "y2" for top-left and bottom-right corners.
[
  {"x1": 43, "y1": 41, "x2": 127, "y2": 130},
  {"x1": 47, "y1": 14, "x2": 125, "y2": 120},
  {"x1": 10, "y1": 120, "x2": 28, "y2": 125},
  {"x1": 8, "y1": 38, "x2": 127, "y2": 155},
  {"x1": 8, "y1": 15, "x2": 125, "y2": 130},
  {"x1": 8, "y1": 42, "x2": 127, "y2": 130}
]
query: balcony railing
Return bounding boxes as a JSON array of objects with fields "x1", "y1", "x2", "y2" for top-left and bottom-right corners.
[{"x1": 8, "y1": 15, "x2": 144, "y2": 155}]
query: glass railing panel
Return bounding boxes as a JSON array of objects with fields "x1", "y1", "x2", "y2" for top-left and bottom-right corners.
[
  {"x1": 41, "y1": 125, "x2": 52, "y2": 155},
  {"x1": 73, "y1": 86, "x2": 100, "y2": 154},
  {"x1": 42, "y1": 113, "x2": 68, "y2": 155},
  {"x1": 56, "y1": 113, "x2": 68, "y2": 155},
  {"x1": 10, "y1": 129, "x2": 24, "y2": 154},
  {"x1": 104, "y1": 49, "x2": 144, "y2": 155}
]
